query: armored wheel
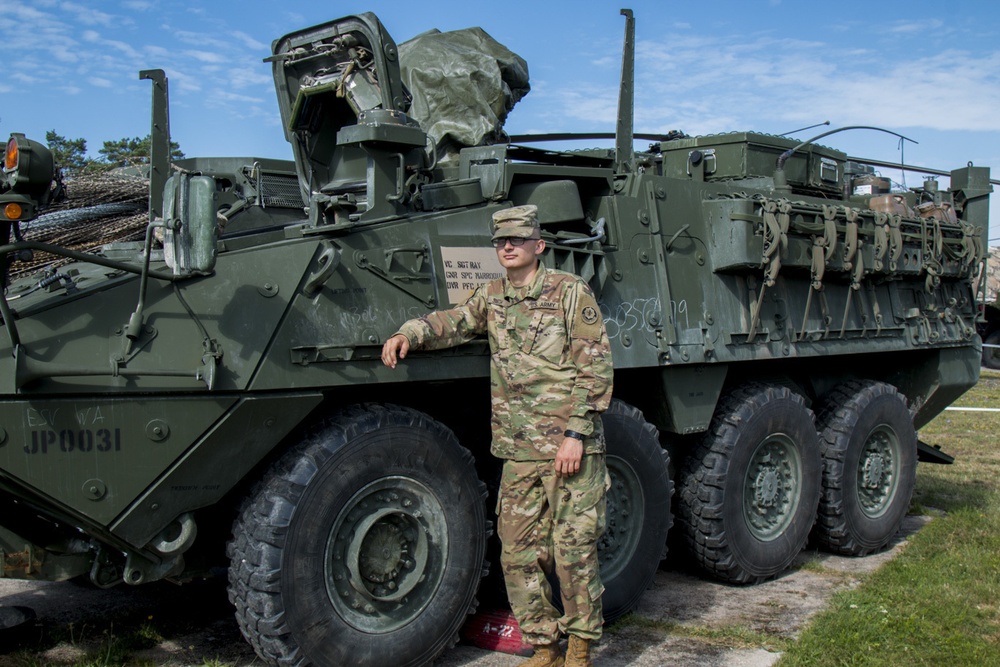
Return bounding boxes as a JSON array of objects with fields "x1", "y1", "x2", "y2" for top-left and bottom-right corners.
[
  {"x1": 227, "y1": 404, "x2": 488, "y2": 667},
  {"x1": 811, "y1": 381, "x2": 917, "y2": 556},
  {"x1": 677, "y1": 383, "x2": 822, "y2": 584},
  {"x1": 598, "y1": 399, "x2": 673, "y2": 621}
]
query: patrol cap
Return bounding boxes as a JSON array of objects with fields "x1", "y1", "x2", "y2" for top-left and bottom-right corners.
[{"x1": 491, "y1": 205, "x2": 540, "y2": 241}]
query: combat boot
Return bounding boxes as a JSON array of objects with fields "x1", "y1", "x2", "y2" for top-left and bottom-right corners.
[
  {"x1": 520, "y1": 642, "x2": 564, "y2": 667},
  {"x1": 564, "y1": 635, "x2": 592, "y2": 667}
]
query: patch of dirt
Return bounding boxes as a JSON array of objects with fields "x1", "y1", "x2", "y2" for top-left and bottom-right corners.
[
  {"x1": 0, "y1": 516, "x2": 928, "y2": 666},
  {"x1": 441, "y1": 516, "x2": 927, "y2": 667}
]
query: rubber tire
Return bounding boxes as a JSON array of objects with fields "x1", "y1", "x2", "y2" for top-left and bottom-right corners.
[
  {"x1": 677, "y1": 383, "x2": 822, "y2": 584},
  {"x1": 598, "y1": 399, "x2": 673, "y2": 621},
  {"x1": 983, "y1": 329, "x2": 1000, "y2": 370},
  {"x1": 227, "y1": 404, "x2": 488, "y2": 667},
  {"x1": 812, "y1": 381, "x2": 917, "y2": 556}
]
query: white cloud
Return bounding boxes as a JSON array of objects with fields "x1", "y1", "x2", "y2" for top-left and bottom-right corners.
[
  {"x1": 232, "y1": 30, "x2": 268, "y2": 52},
  {"x1": 60, "y1": 1, "x2": 114, "y2": 27},
  {"x1": 525, "y1": 22, "x2": 1000, "y2": 153},
  {"x1": 282, "y1": 11, "x2": 306, "y2": 27},
  {"x1": 170, "y1": 29, "x2": 226, "y2": 49},
  {"x1": 0, "y1": 2, "x2": 59, "y2": 24},
  {"x1": 0, "y1": 4, "x2": 277, "y2": 117},
  {"x1": 551, "y1": 88, "x2": 617, "y2": 125},
  {"x1": 49, "y1": 44, "x2": 79, "y2": 63},
  {"x1": 211, "y1": 91, "x2": 265, "y2": 104},
  {"x1": 162, "y1": 67, "x2": 202, "y2": 94},
  {"x1": 617, "y1": 34, "x2": 1000, "y2": 135},
  {"x1": 229, "y1": 66, "x2": 273, "y2": 89},
  {"x1": 11, "y1": 72, "x2": 39, "y2": 84},
  {"x1": 102, "y1": 38, "x2": 142, "y2": 60},
  {"x1": 183, "y1": 49, "x2": 229, "y2": 64},
  {"x1": 889, "y1": 19, "x2": 944, "y2": 34}
]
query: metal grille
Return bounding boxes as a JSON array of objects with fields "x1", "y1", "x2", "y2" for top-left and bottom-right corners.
[{"x1": 259, "y1": 172, "x2": 304, "y2": 208}]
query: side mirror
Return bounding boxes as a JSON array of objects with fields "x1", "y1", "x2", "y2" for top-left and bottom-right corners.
[{"x1": 163, "y1": 174, "x2": 217, "y2": 276}]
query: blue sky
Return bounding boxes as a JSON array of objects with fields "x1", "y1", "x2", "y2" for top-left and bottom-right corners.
[{"x1": 2, "y1": 0, "x2": 999, "y2": 241}]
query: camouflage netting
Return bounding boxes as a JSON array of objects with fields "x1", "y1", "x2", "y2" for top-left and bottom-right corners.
[
  {"x1": 399, "y1": 27, "x2": 530, "y2": 162},
  {"x1": 10, "y1": 173, "x2": 149, "y2": 280}
]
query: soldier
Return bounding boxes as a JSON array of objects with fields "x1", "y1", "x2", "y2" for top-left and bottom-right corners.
[{"x1": 381, "y1": 204, "x2": 613, "y2": 667}]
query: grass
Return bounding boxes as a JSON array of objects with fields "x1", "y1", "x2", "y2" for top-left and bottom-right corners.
[
  {"x1": 2, "y1": 586, "x2": 246, "y2": 667},
  {"x1": 6, "y1": 620, "x2": 164, "y2": 667},
  {"x1": 776, "y1": 369, "x2": 1000, "y2": 667}
]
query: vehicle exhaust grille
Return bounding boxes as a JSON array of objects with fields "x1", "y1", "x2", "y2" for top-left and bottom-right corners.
[{"x1": 260, "y1": 173, "x2": 304, "y2": 208}]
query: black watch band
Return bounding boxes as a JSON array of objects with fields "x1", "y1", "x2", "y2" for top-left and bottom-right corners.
[{"x1": 563, "y1": 430, "x2": 585, "y2": 440}]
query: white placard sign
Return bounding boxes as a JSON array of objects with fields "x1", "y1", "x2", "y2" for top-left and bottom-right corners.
[{"x1": 440, "y1": 247, "x2": 504, "y2": 305}]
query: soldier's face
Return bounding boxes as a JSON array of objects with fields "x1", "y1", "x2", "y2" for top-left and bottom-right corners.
[{"x1": 495, "y1": 236, "x2": 545, "y2": 271}]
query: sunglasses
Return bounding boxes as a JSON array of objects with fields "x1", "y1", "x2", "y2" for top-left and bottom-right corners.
[{"x1": 491, "y1": 236, "x2": 540, "y2": 248}]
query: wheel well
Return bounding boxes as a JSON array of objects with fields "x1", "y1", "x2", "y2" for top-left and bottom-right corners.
[
  {"x1": 216, "y1": 380, "x2": 498, "y2": 528},
  {"x1": 187, "y1": 383, "x2": 489, "y2": 577}
]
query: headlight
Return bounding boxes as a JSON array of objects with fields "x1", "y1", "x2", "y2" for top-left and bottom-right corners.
[{"x1": 3, "y1": 134, "x2": 55, "y2": 198}]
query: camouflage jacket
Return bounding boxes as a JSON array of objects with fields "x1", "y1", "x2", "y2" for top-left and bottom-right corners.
[{"x1": 397, "y1": 266, "x2": 614, "y2": 461}]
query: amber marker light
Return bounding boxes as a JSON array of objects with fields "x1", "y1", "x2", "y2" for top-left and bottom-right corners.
[
  {"x1": 4, "y1": 138, "x2": 18, "y2": 171},
  {"x1": 4, "y1": 202, "x2": 23, "y2": 220},
  {"x1": 3, "y1": 203, "x2": 24, "y2": 220}
]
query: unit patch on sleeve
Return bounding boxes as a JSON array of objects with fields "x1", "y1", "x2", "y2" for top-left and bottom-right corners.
[{"x1": 573, "y1": 294, "x2": 604, "y2": 340}]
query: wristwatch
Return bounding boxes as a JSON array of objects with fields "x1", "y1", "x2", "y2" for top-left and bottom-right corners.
[{"x1": 563, "y1": 430, "x2": 585, "y2": 440}]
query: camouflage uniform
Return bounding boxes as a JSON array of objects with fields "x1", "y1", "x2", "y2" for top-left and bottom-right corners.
[
  {"x1": 395, "y1": 212, "x2": 613, "y2": 645},
  {"x1": 497, "y1": 454, "x2": 608, "y2": 643},
  {"x1": 397, "y1": 264, "x2": 613, "y2": 461}
]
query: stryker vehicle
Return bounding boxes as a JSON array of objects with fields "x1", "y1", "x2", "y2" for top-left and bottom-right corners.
[{"x1": 0, "y1": 10, "x2": 992, "y2": 667}]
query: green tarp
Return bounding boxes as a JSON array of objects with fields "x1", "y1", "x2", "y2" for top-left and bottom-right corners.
[{"x1": 399, "y1": 27, "x2": 530, "y2": 162}]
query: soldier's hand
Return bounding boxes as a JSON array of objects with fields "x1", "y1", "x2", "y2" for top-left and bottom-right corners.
[
  {"x1": 381, "y1": 334, "x2": 410, "y2": 369},
  {"x1": 555, "y1": 436, "x2": 583, "y2": 476}
]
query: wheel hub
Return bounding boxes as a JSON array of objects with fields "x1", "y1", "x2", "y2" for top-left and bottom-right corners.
[
  {"x1": 754, "y1": 467, "x2": 780, "y2": 506},
  {"x1": 744, "y1": 436, "x2": 801, "y2": 541},
  {"x1": 862, "y1": 454, "x2": 886, "y2": 489},
  {"x1": 325, "y1": 477, "x2": 446, "y2": 633},
  {"x1": 857, "y1": 426, "x2": 899, "y2": 517},
  {"x1": 358, "y1": 517, "x2": 408, "y2": 588}
]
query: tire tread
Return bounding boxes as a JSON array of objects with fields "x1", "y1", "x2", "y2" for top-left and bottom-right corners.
[
  {"x1": 812, "y1": 380, "x2": 915, "y2": 556},
  {"x1": 227, "y1": 403, "x2": 488, "y2": 667},
  {"x1": 676, "y1": 383, "x2": 820, "y2": 585}
]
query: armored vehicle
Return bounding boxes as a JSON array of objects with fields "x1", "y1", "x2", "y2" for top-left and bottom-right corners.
[{"x1": 0, "y1": 10, "x2": 991, "y2": 667}]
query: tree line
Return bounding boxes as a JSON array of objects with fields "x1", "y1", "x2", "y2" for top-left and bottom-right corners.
[{"x1": 46, "y1": 130, "x2": 185, "y2": 176}]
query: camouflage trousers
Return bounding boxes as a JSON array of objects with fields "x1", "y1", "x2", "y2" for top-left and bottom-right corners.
[{"x1": 496, "y1": 455, "x2": 607, "y2": 645}]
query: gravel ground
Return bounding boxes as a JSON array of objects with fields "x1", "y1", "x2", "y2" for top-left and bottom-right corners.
[{"x1": 0, "y1": 515, "x2": 927, "y2": 666}]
